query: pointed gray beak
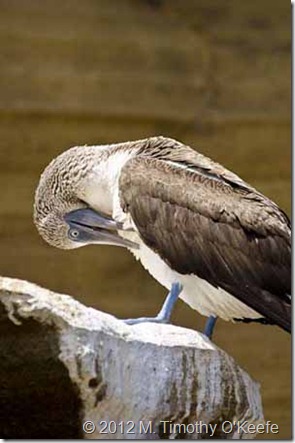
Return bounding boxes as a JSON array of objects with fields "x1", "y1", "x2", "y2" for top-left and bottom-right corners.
[{"x1": 64, "y1": 208, "x2": 139, "y2": 249}]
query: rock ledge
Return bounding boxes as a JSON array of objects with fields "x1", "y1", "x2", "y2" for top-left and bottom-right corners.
[{"x1": 0, "y1": 277, "x2": 264, "y2": 439}]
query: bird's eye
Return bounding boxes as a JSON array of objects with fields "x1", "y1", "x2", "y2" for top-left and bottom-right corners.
[{"x1": 69, "y1": 229, "x2": 80, "y2": 239}]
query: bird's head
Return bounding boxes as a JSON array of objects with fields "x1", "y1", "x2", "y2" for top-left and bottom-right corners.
[{"x1": 34, "y1": 146, "x2": 138, "y2": 250}]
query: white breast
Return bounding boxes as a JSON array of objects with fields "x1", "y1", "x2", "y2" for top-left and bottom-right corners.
[{"x1": 120, "y1": 230, "x2": 260, "y2": 322}]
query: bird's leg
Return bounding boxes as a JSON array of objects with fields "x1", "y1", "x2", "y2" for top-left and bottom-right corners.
[
  {"x1": 123, "y1": 282, "x2": 183, "y2": 325},
  {"x1": 203, "y1": 315, "x2": 218, "y2": 339},
  {"x1": 155, "y1": 282, "x2": 183, "y2": 323}
]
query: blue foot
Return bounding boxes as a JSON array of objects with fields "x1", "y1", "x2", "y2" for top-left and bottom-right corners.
[
  {"x1": 123, "y1": 282, "x2": 183, "y2": 325},
  {"x1": 203, "y1": 316, "x2": 217, "y2": 339}
]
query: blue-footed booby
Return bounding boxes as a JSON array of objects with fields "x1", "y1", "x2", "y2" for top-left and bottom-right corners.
[{"x1": 34, "y1": 136, "x2": 291, "y2": 335}]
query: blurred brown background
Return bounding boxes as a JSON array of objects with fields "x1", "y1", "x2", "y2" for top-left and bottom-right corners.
[{"x1": 0, "y1": 0, "x2": 291, "y2": 439}]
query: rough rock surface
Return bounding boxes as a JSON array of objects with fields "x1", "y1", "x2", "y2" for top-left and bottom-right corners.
[{"x1": 0, "y1": 277, "x2": 264, "y2": 439}]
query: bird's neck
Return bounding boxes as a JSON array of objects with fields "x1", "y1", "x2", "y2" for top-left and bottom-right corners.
[{"x1": 76, "y1": 146, "x2": 137, "y2": 217}]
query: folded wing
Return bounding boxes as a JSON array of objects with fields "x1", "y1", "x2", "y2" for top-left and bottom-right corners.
[{"x1": 119, "y1": 139, "x2": 291, "y2": 332}]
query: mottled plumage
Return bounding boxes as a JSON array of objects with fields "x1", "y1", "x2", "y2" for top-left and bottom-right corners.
[{"x1": 34, "y1": 136, "x2": 291, "y2": 332}]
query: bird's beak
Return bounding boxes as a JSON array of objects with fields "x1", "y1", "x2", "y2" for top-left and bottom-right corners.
[
  {"x1": 64, "y1": 208, "x2": 139, "y2": 249},
  {"x1": 65, "y1": 208, "x2": 122, "y2": 230}
]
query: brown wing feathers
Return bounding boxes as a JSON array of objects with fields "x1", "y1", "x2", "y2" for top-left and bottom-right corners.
[{"x1": 119, "y1": 143, "x2": 291, "y2": 332}]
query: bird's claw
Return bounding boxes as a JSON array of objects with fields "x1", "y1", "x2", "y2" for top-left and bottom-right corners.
[
  {"x1": 123, "y1": 316, "x2": 169, "y2": 325},
  {"x1": 122, "y1": 282, "x2": 183, "y2": 326}
]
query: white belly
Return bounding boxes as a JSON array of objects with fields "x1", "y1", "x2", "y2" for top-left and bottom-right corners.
[{"x1": 122, "y1": 231, "x2": 261, "y2": 321}]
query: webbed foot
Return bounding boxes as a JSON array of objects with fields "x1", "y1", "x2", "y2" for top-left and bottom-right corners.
[{"x1": 123, "y1": 282, "x2": 183, "y2": 325}]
